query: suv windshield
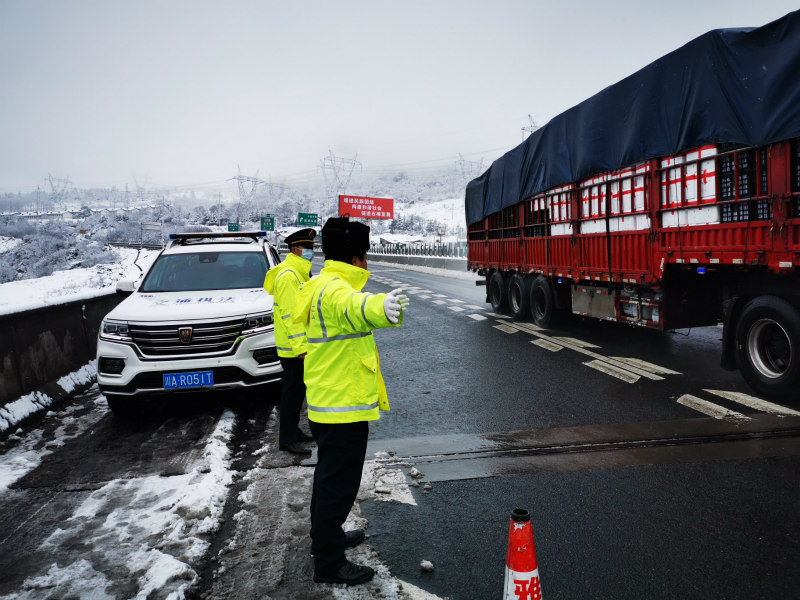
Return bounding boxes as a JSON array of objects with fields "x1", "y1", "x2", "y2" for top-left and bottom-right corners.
[{"x1": 141, "y1": 251, "x2": 268, "y2": 292}]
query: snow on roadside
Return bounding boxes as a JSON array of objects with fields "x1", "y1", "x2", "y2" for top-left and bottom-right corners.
[
  {"x1": 5, "y1": 410, "x2": 236, "y2": 600},
  {"x1": 0, "y1": 246, "x2": 159, "y2": 316},
  {"x1": 0, "y1": 370, "x2": 105, "y2": 494},
  {"x1": 220, "y1": 410, "x2": 441, "y2": 600},
  {"x1": 0, "y1": 362, "x2": 96, "y2": 434}
]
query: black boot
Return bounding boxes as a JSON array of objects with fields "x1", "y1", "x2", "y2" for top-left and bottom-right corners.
[{"x1": 314, "y1": 561, "x2": 375, "y2": 586}]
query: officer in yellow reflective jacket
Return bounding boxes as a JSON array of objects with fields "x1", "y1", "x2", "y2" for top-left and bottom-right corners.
[
  {"x1": 294, "y1": 216, "x2": 409, "y2": 586},
  {"x1": 263, "y1": 227, "x2": 317, "y2": 455}
]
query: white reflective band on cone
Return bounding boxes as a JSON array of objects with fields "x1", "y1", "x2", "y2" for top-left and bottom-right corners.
[{"x1": 503, "y1": 568, "x2": 542, "y2": 600}]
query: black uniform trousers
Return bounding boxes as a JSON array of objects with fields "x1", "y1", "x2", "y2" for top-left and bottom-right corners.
[
  {"x1": 278, "y1": 356, "x2": 306, "y2": 446},
  {"x1": 309, "y1": 420, "x2": 369, "y2": 573}
]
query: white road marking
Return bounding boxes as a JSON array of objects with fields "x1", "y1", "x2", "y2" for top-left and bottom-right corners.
[
  {"x1": 677, "y1": 395, "x2": 750, "y2": 420},
  {"x1": 584, "y1": 360, "x2": 640, "y2": 383},
  {"x1": 489, "y1": 313, "x2": 511, "y2": 319},
  {"x1": 506, "y1": 321, "x2": 544, "y2": 332},
  {"x1": 533, "y1": 339, "x2": 563, "y2": 352},
  {"x1": 432, "y1": 300, "x2": 446, "y2": 305},
  {"x1": 432, "y1": 294, "x2": 448, "y2": 298},
  {"x1": 447, "y1": 298, "x2": 464, "y2": 303},
  {"x1": 704, "y1": 390, "x2": 800, "y2": 416},
  {"x1": 551, "y1": 337, "x2": 601, "y2": 348},
  {"x1": 493, "y1": 324, "x2": 519, "y2": 334},
  {"x1": 448, "y1": 306, "x2": 466, "y2": 312},
  {"x1": 610, "y1": 357, "x2": 682, "y2": 375},
  {"x1": 468, "y1": 314, "x2": 488, "y2": 321},
  {"x1": 501, "y1": 321, "x2": 665, "y2": 380},
  {"x1": 462, "y1": 305, "x2": 486, "y2": 311},
  {"x1": 419, "y1": 295, "x2": 431, "y2": 299}
]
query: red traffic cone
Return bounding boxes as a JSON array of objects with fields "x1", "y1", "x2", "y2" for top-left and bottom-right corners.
[{"x1": 503, "y1": 508, "x2": 542, "y2": 600}]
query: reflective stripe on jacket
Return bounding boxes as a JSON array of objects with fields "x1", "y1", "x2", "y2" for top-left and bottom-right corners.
[
  {"x1": 263, "y1": 252, "x2": 312, "y2": 358},
  {"x1": 295, "y1": 260, "x2": 402, "y2": 424}
]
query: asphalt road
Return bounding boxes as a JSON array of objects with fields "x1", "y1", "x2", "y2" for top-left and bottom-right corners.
[
  {"x1": 360, "y1": 263, "x2": 800, "y2": 600},
  {"x1": 1, "y1": 260, "x2": 798, "y2": 599}
]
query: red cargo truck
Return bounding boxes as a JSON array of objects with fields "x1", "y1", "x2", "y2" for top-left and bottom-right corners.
[{"x1": 465, "y1": 12, "x2": 800, "y2": 401}]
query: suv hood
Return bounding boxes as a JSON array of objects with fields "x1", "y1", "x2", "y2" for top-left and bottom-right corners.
[{"x1": 105, "y1": 288, "x2": 274, "y2": 322}]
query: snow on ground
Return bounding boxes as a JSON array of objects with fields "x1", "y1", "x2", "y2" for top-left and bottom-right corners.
[
  {"x1": 0, "y1": 236, "x2": 22, "y2": 254},
  {"x1": 0, "y1": 363, "x2": 95, "y2": 434},
  {"x1": 0, "y1": 246, "x2": 159, "y2": 316},
  {"x1": 0, "y1": 372, "x2": 105, "y2": 493},
  {"x1": 3, "y1": 411, "x2": 236, "y2": 600}
]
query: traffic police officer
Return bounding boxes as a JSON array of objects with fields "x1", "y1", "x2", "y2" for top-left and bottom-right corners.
[
  {"x1": 294, "y1": 216, "x2": 409, "y2": 586},
  {"x1": 263, "y1": 227, "x2": 317, "y2": 455}
]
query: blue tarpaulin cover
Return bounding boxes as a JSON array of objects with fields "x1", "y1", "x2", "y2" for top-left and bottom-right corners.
[{"x1": 465, "y1": 10, "x2": 800, "y2": 226}]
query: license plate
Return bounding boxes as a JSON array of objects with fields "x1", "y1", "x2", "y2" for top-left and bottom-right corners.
[{"x1": 163, "y1": 370, "x2": 214, "y2": 390}]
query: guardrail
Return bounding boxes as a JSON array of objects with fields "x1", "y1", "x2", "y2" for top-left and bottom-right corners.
[
  {"x1": 369, "y1": 241, "x2": 467, "y2": 257},
  {"x1": 0, "y1": 293, "x2": 122, "y2": 406}
]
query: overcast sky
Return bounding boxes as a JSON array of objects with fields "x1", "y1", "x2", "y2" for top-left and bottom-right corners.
[{"x1": 1, "y1": 0, "x2": 797, "y2": 193}]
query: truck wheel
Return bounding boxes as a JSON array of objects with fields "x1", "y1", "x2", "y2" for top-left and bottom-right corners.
[
  {"x1": 488, "y1": 271, "x2": 507, "y2": 313},
  {"x1": 735, "y1": 296, "x2": 800, "y2": 402},
  {"x1": 508, "y1": 273, "x2": 529, "y2": 320},
  {"x1": 529, "y1": 276, "x2": 554, "y2": 327}
]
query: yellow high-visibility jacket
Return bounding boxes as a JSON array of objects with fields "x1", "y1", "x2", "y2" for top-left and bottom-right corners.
[
  {"x1": 294, "y1": 260, "x2": 403, "y2": 423},
  {"x1": 263, "y1": 252, "x2": 312, "y2": 358}
]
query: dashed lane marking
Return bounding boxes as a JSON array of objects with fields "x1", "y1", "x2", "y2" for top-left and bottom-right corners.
[
  {"x1": 677, "y1": 395, "x2": 750, "y2": 420},
  {"x1": 468, "y1": 314, "x2": 487, "y2": 321},
  {"x1": 463, "y1": 305, "x2": 486, "y2": 311},
  {"x1": 432, "y1": 294, "x2": 448, "y2": 298},
  {"x1": 493, "y1": 324, "x2": 519, "y2": 334},
  {"x1": 449, "y1": 306, "x2": 466, "y2": 312},
  {"x1": 551, "y1": 337, "x2": 601, "y2": 349},
  {"x1": 498, "y1": 320, "x2": 668, "y2": 381},
  {"x1": 704, "y1": 390, "x2": 800, "y2": 416},
  {"x1": 488, "y1": 313, "x2": 511, "y2": 319},
  {"x1": 432, "y1": 300, "x2": 446, "y2": 305},
  {"x1": 505, "y1": 321, "x2": 544, "y2": 332},
  {"x1": 611, "y1": 357, "x2": 682, "y2": 376},
  {"x1": 533, "y1": 339, "x2": 563, "y2": 352},
  {"x1": 584, "y1": 360, "x2": 641, "y2": 383},
  {"x1": 447, "y1": 298, "x2": 464, "y2": 303},
  {"x1": 419, "y1": 295, "x2": 431, "y2": 299}
]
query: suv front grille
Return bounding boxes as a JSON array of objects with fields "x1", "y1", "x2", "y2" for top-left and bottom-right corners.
[{"x1": 129, "y1": 318, "x2": 244, "y2": 357}]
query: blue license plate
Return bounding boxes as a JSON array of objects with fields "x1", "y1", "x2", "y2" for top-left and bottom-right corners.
[{"x1": 163, "y1": 370, "x2": 214, "y2": 390}]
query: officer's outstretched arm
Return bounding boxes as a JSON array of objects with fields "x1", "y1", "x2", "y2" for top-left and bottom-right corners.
[{"x1": 334, "y1": 288, "x2": 403, "y2": 332}]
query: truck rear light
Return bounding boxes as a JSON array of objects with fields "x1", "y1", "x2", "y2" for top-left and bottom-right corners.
[
  {"x1": 252, "y1": 348, "x2": 278, "y2": 365},
  {"x1": 100, "y1": 357, "x2": 125, "y2": 375}
]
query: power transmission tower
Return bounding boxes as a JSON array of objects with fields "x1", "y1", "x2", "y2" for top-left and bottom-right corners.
[
  {"x1": 46, "y1": 174, "x2": 71, "y2": 211},
  {"x1": 133, "y1": 176, "x2": 148, "y2": 203},
  {"x1": 320, "y1": 150, "x2": 361, "y2": 217},
  {"x1": 455, "y1": 153, "x2": 484, "y2": 182},
  {"x1": 522, "y1": 114, "x2": 540, "y2": 141},
  {"x1": 231, "y1": 166, "x2": 264, "y2": 223}
]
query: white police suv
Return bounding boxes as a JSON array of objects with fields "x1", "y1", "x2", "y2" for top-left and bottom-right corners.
[{"x1": 96, "y1": 231, "x2": 282, "y2": 413}]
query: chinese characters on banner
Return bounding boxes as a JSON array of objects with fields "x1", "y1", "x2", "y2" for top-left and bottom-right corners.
[{"x1": 339, "y1": 195, "x2": 394, "y2": 219}]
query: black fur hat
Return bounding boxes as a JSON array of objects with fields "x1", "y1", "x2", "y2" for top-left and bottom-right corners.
[{"x1": 321, "y1": 217, "x2": 370, "y2": 261}]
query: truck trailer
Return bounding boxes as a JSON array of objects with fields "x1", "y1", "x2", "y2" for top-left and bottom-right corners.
[{"x1": 465, "y1": 11, "x2": 800, "y2": 401}]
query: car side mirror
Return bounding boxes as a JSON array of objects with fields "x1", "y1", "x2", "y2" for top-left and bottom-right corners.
[{"x1": 116, "y1": 280, "x2": 136, "y2": 297}]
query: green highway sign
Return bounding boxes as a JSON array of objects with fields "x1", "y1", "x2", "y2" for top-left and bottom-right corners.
[
  {"x1": 260, "y1": 215, "x2": 275, "y2": 231},
  {"x1": 227, "y1": 222, "x2": 240, "y2": 232},
  {"x1": 298, "y1": 212, "x2": 318, "y2": 227}
]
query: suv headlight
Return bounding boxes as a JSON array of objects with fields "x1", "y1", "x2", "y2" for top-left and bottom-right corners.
[
  {"x1": 242, "y1": 312, "x2": 273, "y2": 335},
  {"x1": 100, "y1": 319, "x2": 132, "y2": 341}
]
